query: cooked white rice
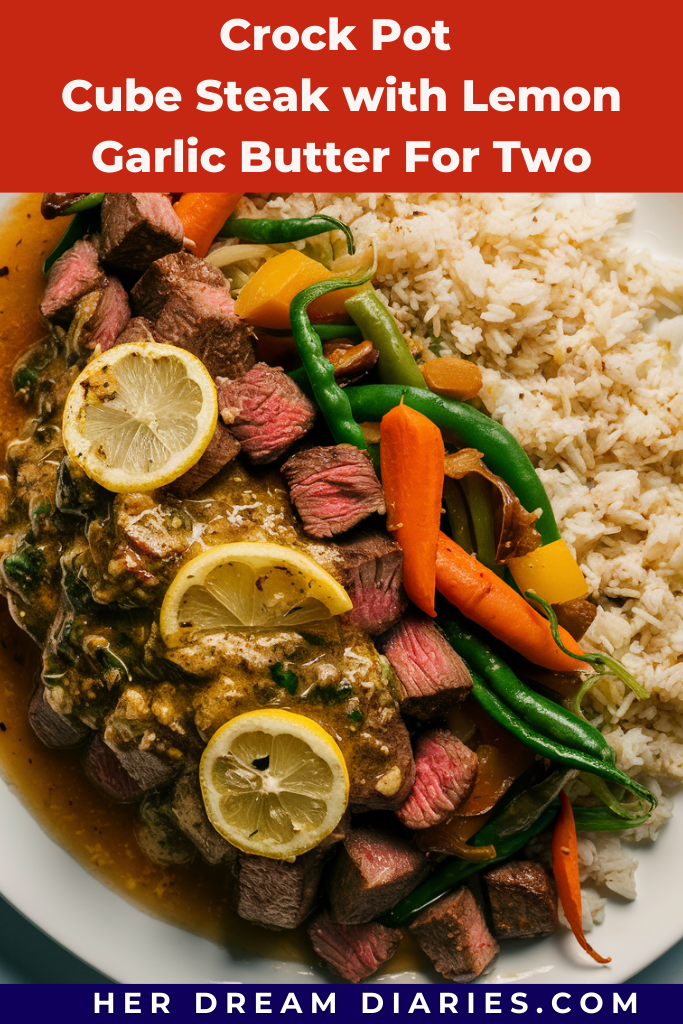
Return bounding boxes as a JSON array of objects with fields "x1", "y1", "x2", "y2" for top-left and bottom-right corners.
[{"x1": 237, "y1": 192, "x2": 683, "y2": 912}]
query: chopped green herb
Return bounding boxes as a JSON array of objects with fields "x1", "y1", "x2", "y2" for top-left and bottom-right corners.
[
  {"x1": 3, "y1": 544, "x2": 46, "y2": 592},
  {"x1": 347, "y1": 709, "x2": 363, "y2": 722},
  {"x1": 312, "y1": 683, "x2": 354, "y2": 705},
  {"x1": 270, "y1": 662, "x2": 298, "y2": 695}
]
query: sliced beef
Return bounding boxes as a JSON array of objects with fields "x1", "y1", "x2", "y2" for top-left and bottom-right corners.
[
  {"x1": 99, "y1": 193, "x2": 184, "y2": 274},
  {"x1": 41, "y1": 193, "x2": 90, "y2": 219},
  {"x1": 135, "y1": 791, "x2": 195, "y2": 867},
  {"x1": 483, "y1": 860, "x2": 558, "y2": 940},
  {"x1": 82, "y1": 734, "x2": 146, "y2": 803},
  {"x1": 327, "y1": 826, "x2": 429, "y2": 924},
  {"x1": 168, "y1": 422, "x2": 241, "y2": 499},
  {"x1": 131, "y1": 251, "x2": 228, "y2": 321},
  {"x1": 78, "y1": 276, "x2": 131, "y2": 351},
  {"x1": 28, "y1": 684, "x2": 90, "y2": 749},
  {"x1": 234, "y1": 844, "x2": 331, "y2": 931},
  {"x1": 217, "y1": 363, "x2": 316, "y2": 464},
  {"x1": 336, "y1": 529, "x2": 408, "y2": 635},
  {"x1": 281, "y1": 445, "x2": 385, "y2": 538},
  {"x1": 171, "y1": 769, "x2": 238, "y2": 866},
  {"x1": 409, "y1": 886, "x2": 499, "y2": 982},
  {"x1": 308, "y1": 910, "x2": 402, "y2": 984},
  {"x1": 40, "y1": 239, "x2": 104, "y2": 324},
  {"x1": 113, "y1": 316, "x2": 159, "y2": 347},
  {"x1": 154, "y1": 282, "x2": 255, "y2": 379},
  {"x1": 397, "y1": 729, "x2": 478, "y2": 830},
  {"x1": 378, "y1": 612, "x2": 473, "y2": 720},
  {"x1": 551, "y1": 597, "x2": 598, "y2": 642}
]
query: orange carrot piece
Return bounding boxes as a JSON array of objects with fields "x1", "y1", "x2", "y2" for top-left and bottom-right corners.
[
  {"x1": 174, "y1": 193, "x2": 243, "y2": 258},
  {"x1": 552, "y1": 791, "x2": 611, "y2": 965},
  {"x1": 380, "y1": 402, "x2": 445, "y2": 617},
  {"x1": 435, "y1": 532, "x2": 590, "y2": 672}
]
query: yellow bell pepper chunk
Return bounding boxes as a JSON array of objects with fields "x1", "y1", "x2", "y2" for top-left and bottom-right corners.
[
  {"x1": 234, "y1": 250, "x2": 360, "y2": 329},
  {"x1": 507, "y1": 539, "x2": 589, "y2": 606}
]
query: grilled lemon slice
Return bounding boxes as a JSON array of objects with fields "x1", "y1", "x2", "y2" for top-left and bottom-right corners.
[
  {"x1": 200, "y1": 709, "x2": 349, "y2": 859},
  {"x1": 62, "y1": 341, "x2": 217, "y2": 492},
  {"x1": 159, "y1": 541, "x2": 352, "y2": 646}
]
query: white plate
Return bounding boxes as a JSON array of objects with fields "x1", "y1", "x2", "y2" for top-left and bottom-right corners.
[{"x1": 1, "y1": 193, "x2": 682, "y2": 985}]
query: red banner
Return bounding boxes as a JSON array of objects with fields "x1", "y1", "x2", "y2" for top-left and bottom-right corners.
[{"x1": 2, "y1": 0, "x2": 681, "y2": 189}]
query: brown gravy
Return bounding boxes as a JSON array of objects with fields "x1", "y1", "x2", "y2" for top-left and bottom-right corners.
[{"x1": 0, "y1": 194, "x2": 427, "y2": 978}]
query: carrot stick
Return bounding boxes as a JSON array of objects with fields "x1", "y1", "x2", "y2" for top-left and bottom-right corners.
[
  {"x1": 380, "y1": 402, "x2": 444, "y2": 617},
  {"x1": 436, "y1": 533, "x2": 589, "y2": 672},
  {"x1": 552, "y1": 791, "x2": 611, "y2": 965},
  {"x1": 174, "y1": 193, "x2": 243, "y2": 258}
]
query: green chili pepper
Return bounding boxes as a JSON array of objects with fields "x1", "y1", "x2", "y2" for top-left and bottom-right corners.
[
  {"x1": 346, "y1": 385, "x2": 561, "y2": 545},
  {"x1": 381, "y1": 802, "x2": 559, "y2": 926},
  {"x1": 43, "y1": 210, "x2": 93, "y2": 274},
  {"x1": 579, "y1": 772, "x2": 646, "y2": 820},
  {"x1": 528, "y1": 592, "x2": 649, "y2": 701},
  {"x1": 224, "y1": 214, "x2": 355, "y2": 255},
  {"x1": 314, "y1": 324, "x2": 363, "y2": 343},
  {"x1": 289, "y1": 262, "x2": 377, "y2": 448},
  {"x1": 438, "y1": 610, "x2": 616, "y2": 765},
  {"x1": 470, "y1": 673, "x2": 655, "y2": 810},
  {"x1": 65, "y1": 193, "x2": 105, "y2": 215},
  {"x1": 345, "y1": 289, "x2": 427, "y2": 390},
  {"x1": 572, "y1": 805, "x2": 652, "y2": 831}
]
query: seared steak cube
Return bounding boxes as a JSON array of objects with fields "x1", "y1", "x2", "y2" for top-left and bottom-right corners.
[
  {"x1": 29, "y1": 683, "x2": 89, "y2": 749},
  {"x1": 378, "y1": 612, "x2": 473, "y2": 720},
  {"x1": 131, "y1": 251, "x2": 228, "y2": 320},
  {"x1": 397, "y1": 728, "x2": 478, "y2": 830},
  {"x1": 171, "y1": 769, "x2": 237, "y2": 866},
  {"x1": 234, "y1": 844, "x2": 332, "y2": 931},
  {"x1": 78, "y1": 276, "x2": 131, "y2": 352},
  {"x1": 336, "y1": 529, "x2": 407, "y2": 635},
  {"x1": 308, "y1": 909, "x2": 402, "y2": 983},
  {"x1": 154, "y1": 281, "x2": 255, "y2": 380},
  {"x1": 168, "y1": 422, "x2": 241, "y2": 498},
  {"x1": 40, "y1": 239, "x2": 104, "y2": 323},
  {"x1": 114, "y1": 316, "x2": 159, "y2": 347},
  {"x1": 483, "y1": 860, "x2": 558, "y2": 939},
  {"x1": 281, "y1": 445, "x2": 385, "y2": 538},
  {"x1": 349, "y1": 712, "x2": 416, "y2": 812},
  {"x1": 409, "y1": 886, "x2": 499, "y2": 982},
  {"x1": 82, "y1": 734, "x2": 146, "y2": 803},
  {"x1": 99, "y1": 193, "x2": 183, "y2": 274},
  {"x1": 327, "y1": 826, "x2": 429, "y2": 924},
  {"x1": 217, "y1": 363, "x2": 316, "y2": 463}
]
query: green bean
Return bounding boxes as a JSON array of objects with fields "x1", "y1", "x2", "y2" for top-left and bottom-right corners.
[
  {"x1": 289, "y1": 262, "x2": 376, "y2": 448},
  {"x1": 462, "y1": 473, "x2": 500, "y2": 575},
  {"x1": 224, "y1": 214, "x2": 354, "y2": 255},
  {"x1": 346, "y1": 385, "x2": 560, "y2": 545},
  {"x1": 444, "y1": 478, "x2": 473, "y2": 553},
  {"x1": 438, "y1": 610, "x2": 616, "y2": 765},
  {"x1": 381, "y1": 802, "x2": 559, "y2": 926},
  {"x1": 345, "y1": 290, "x2": 427, "y2": 390},
  {"x1": 579, "y1": 773, "x2": 645, "y2": 820},
  {"x1": 313, "y1": 324, "x2": 363, "y2": 343},
  {"x1": 470, "y1": 673, "x2": 655, "y2": 809}
]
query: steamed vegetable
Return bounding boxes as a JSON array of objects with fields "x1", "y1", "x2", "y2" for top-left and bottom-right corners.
[
  {"x1": 224, "y1": 214, "x2": 355, "y2": 255},
  {"x1": 436, "y1": 533, "x2": 588, "y2": 673},
  {"x1": 380, "y1": 402, "x2": 444, "y2": 616},
  {"x1": 439, "y1": 611, "x2": 616, "y2": 764},
  {"x1": 174, "y1": 192, "x2": 243, "y2": 258},
  {"x1": 508, "y1": 539, "x2": 589, "y2": 604},
  {"x1": 345, "y1": 385, "x2": 561, "y2": 546},
  {"x1": 345, "y1": 290, "x2": 427, "y2": 389},
  {"x1": 421, "y1": 356, "x2": 483, "y2": 401},
  {"x1": 236, "y1": 250, "x2": 363, "y2": 328},
  {"x1": 553, "y1": 791, "x2": 611, "y2": 964}
]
